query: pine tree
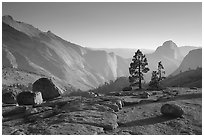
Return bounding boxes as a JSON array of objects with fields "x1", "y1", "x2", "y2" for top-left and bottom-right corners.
[
  {"x1": 149, "y1": 71, "x2": 159, "y2": 89},
  {"x1": 157, "y1": 61, "x2": 165, "y2": 81},
  {"x1": 149, "y1": 61, "x2": 166, "y2": 90},
  {"x1": 129, "y1": 49, "x2": 149, "y2": 89}
]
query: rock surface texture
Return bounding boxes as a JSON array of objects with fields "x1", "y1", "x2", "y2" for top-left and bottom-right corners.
[
  {"x1": 2, "y1": 88, "x2": 202, "y2": 135},
  {"x1": 2, "y1": 96, "x2": 123, "y2": 135}
]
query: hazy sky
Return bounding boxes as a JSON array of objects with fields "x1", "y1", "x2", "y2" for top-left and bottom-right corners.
[{"x1": 2, "y1": 2, "x2": 202, "y2": 49}]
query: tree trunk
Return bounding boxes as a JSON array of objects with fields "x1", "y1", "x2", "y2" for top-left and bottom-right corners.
[{"x1": 139, "y1": 61, "x2": 141, "y2": 89}]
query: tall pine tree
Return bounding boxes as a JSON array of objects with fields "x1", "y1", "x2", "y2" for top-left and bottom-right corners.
[
  {"x1": 129, "y1": 49, "x2": 149, "y2": 89},
  {"x1": 149, "y1": 71, "x2": 159, "y2": 90},
  {"x1": 157, "y1": 61, "x2": 165, "y2": 81},
  {"x1": 149, "y1": 61, "x2": 165, "y2": 90}
]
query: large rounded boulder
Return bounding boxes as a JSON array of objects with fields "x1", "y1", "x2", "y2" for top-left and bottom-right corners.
[
  {"x1": 161, "y1": 103, "x2": 184, "y2": 117},
  {"x1": 16, "y1": 91, "x2": 43, "y2": 105},
  {"x1": 32, "y1": 78, "x2": 61, "y2": 101},
  {"x1": 2, "y1": 92, "x2": 17, "y2": 104}
]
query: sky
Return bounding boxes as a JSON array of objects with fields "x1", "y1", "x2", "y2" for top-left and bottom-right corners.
[{"x1": 2, "y1": 2, "x2": 202, "y2": 50}]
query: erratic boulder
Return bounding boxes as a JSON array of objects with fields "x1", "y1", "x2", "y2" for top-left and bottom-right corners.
[
  {"x1": 161, "y1": 103, "x2": 184, "y2": 117},
  {"x1": 32, "y1": 78, "x2": 61, "y2": 101},
  {"x1": 16, "y1": 91, "x2": 43, "y2": 105},
  {"x1": 2, "y1": 92, "x2": 17, "y2": 104}
]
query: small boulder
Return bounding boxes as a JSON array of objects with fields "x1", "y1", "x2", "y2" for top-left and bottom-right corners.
[
  {"x1": 140, "y1": 91, "x2": 150, "y2": 99},
  {"x1": 16, "y1": 91, "x2": 43, "y2": 105},
  {"x1": 2, "y1": 92, "x2": 17, "y2": 104},
  {"x1": 161, "y1": 103, "x2": 184, "y2": 117},
  {"x1": 32, "y1": 78, "x2": 61, "y2": 100},
  {"x1": 190, "y1": 87, "x2": 197, "y2": 90},
  {"x1": 114, "y1": 100, "x2": 123, "y2": 109}
]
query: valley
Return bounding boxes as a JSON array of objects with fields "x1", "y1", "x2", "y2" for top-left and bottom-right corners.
[
  {"x1": 2, "y1": 14, "x2": 202, "y2": 135},
  {"x1": 2, "y1": 15, "x2": 201, "y2": 91}
]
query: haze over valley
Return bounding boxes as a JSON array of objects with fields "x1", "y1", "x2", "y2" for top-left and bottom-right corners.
[
  {"x1": 3, "y1": 15, "x2": 201, "y2": 91},
  {"x1": 2, "y1": 2, "x2": 202, "y2": 135}
]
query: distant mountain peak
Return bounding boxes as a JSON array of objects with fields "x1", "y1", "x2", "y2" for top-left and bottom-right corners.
[
  {"x1": 162, "y1": 40, "x2": 178, "y2": 49},
  {"x1": 155, "y1": 40, "x2": 178, "y2": 53},
  {"x1": 153, "y1": 40, "x2": 182, "y2": 61}
]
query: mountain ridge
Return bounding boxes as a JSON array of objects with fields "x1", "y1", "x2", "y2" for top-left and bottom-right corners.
[
  {"x1": 171, "y1": 48, "x2": 202, "y2": 76},
  {"x1": 2, "y1": 15, "x2": 201, "y2": 91},
  {"x1": 2, "y1": 16, "x2": 129, "y2": 91},
  {"x1": 162, "y1": 67, "x2": 202, "y2": 88}
]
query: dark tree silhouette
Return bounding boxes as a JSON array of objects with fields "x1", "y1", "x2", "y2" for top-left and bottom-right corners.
[
  {"x1": 149, "y1": 71, "x2": 159, "y2": 90},
  {"x1": 129, "y1": 49, "x2": 149, "y2": 89},
  {"x1": 149, "y1": 61, "x2": 166, "y2": 90},
  {"x1": 157, "y1": 61, "x2": 165, "y2": 81},
  {"x1": 90, "y1": 77, "x2": 130, "y2": 94}
]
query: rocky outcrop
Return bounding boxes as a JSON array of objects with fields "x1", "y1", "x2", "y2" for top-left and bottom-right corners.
[
  {"x1": 32, "y1": 78, "x2": 61, "y2": 100},
  {"x1": 2, "y1": 95, "x2": 122, "y2": 134},
  {"x1": 160, "y1": 103, "x2": 184, "y2": 117}
]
